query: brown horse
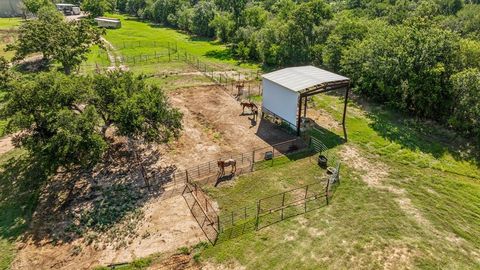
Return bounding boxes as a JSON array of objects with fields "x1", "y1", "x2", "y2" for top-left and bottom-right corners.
[
  {"x1": 217, "y1": 158, "x2": 237, "y2": 176},
  {"x1": 240, "y1": 101, "x2": 258, "y2": 114},
  {"x1": 251, "y1": 106, "x2": 259, "y2": 121}
]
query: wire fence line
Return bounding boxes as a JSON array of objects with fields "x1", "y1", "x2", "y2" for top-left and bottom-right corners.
[
  {"x1": 79, "y1": 41, "x2": 264, "y2": 102},
  {"x1": 182, "y1": 181, "x2": 220, "y2": 244},
  {"x1": 178, "y1": 134, "x2": 341, "y2": 245},
  {"x1": 148, "y1": 138, "x2": 308, "y2": 194}
]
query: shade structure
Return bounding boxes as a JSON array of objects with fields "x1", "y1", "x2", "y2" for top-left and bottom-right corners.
[{"x1": 262, "y1": 66, "x2": 351, "y2": 140}]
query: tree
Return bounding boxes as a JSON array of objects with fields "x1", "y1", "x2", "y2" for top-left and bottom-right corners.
[
  {"x1": 0, "y1": 57, "x2": 11, "y2": 91},
  {"x1": 191, "y1": 1, "x2": 216, "y2": 37},
  {"x1": 322, "y1": 15, "x2": 368, "y2": 71},
  {"x1": 214, "y1": 0, "x2": 248, "y2": 27},
  {"x1": 176, "y1": 7, "x2": 194, "y2": 31},
  {"x1": 1, "y1": 71, "x2": 183, "y2": 170},
  {"x1": 210, "y1": 11, "x2": 234, "y2": 41},
  {"x1": 117, "y1": 0, "x2": 128, "y2": 12},
  {"x1": 450, "y1": 69, "x2": 480, "y2": 140},
  {"x1": 23, "y1": 0, "x2": 53, "y2": 15},
  {"x1": 127, "y1": 0, "x2": 148, "y2": 17},
  {"x1": 341, "y1": 21, "x2": 460, "y2": 119},
  {"x1": 7, "y1": 7, "x2": 103, "y2": 74},
  {"x1": 82, "y1": 0, "x2": 108, "y2": 18},
  {"x1": 151, "y1": 0, "x2": 186, "y2": 25}
]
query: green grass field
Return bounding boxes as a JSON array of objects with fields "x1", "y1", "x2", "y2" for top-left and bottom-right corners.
[
  {"x1": 0, "y1": 18, "x2": 21, "y2": 61},
  {"x1": 101, "y1": 14, "x2": 259, "y2": 71},
  {"x1": 1, "y1": 14, "x2": 480, "y2": 270},
  {"x1": 198, "y1": 94, "x2": 480, "y2": 269}
]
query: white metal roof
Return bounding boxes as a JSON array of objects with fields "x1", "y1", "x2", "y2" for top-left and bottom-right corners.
[
  {"x1": 95, "y1": 17, "x2": 120, "y2": 23},
  {"x1": 262, "y1": 66, "x2": 349, "y2": 93}
]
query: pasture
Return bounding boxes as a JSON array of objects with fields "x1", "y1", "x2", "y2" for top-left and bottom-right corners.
[
  {"x1": 0, "y1": 14, "x2": 479, "y2": 270},
  {"x1": 0, "y1": 18, "x2": 20, "y2": 61},
  {"x1": 199, "y1": 94, "x2": 480, "y2": 269}
]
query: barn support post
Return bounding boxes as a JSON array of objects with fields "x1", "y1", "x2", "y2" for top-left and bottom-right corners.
[
  {"x1": 271, "y1": 146, "x2": 275, "y2": 166},
  {"x1": 304, "y1": 185, "x2": 309, "y2": 212},
  {"x1": 342, "y1": 86, "x2": 350, "y2": 142},
  {"x1": 297, "y1": 95, "x2": 303, "y2": 136},
  {"x1": 303, "y1": 96, "x2": 307, "y2": 118}
]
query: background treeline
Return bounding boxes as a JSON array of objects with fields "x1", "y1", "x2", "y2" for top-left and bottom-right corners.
[{"x1": 59, "y1": 0, "x2": 480, "y2": 141}]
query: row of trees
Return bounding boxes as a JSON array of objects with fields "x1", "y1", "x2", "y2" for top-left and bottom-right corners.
[{"x1": 107, "y1": 0, "x2": 479, "y2": 142}]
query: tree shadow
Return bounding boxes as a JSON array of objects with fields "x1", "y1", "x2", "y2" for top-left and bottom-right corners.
[
  {"x1": 204, "y1": 49, "x2": 234, "y2": 62},
  {"x1": 306, "y1": 121, "x2": 346, "y2": 150},
  {"x1": 0, "y1": 140, "x2": 178, "y2": 248},
  {"x1": 358, "y1": 99, "x2": 480, "y2": 166},
  {"x1": 0, "y1": 154, "x2": 51, "y2": 241}
]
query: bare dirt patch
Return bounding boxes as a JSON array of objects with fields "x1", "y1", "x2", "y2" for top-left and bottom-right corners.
[
  {"x1": 10, "y1": 137, "x2": 207, "y2": 269},
  {"x1": 339, "y1": 146, "x2": 389, "y2": 187},
  {"x1": 0, "y1": 135, "x2": 14, "y2": 156},
  {"x1": 306, "y1": 106, "x2": 342, "y2": 132},
  {"x1": 11, "y1": 85, "x2": 296, "y2": 269}
]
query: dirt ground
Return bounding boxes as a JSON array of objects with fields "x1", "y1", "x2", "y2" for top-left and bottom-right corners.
[
  {"x1": 11, "y1": 85, "x2": 296, "y2": 270},
  {"x1": 163, "y1": 85, "x2": 295, "y2": 169},
  {"x1": 0, "y1": 135, "x2": 14, "y2": 156}
]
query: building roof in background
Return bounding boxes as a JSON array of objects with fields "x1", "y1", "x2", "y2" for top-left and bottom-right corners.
[
  {"x1": 262, "y1": 66, "x2": 350, "y2": 93},
  {"x1": 94, "y1": 17, "x2": 121, "y2": 23}
]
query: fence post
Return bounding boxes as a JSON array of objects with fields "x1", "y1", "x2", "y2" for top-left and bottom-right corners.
[
  {"x1": 186, "y1": 170, "x2": 189, "y2": 183},
  {"x1": 304, "y1": 185, "x2": 309, "y2": 212},
  {"x1": 281, "y1": 192, "x2": 286, "y2": 220},
  {"x1": 255, "y1": 200, "x2": 260, "y2": 230},
  {"x1": 251, "y1": 150, "x2": 255, "y2": 172},
  {"x1": 325, "y1": 178, "x2": 330, "y2": 205},
  {"x1": 271, "y1": 146, "x2": 275, "y2": 166}
]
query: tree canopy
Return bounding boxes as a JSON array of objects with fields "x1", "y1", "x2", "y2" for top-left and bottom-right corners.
[
  {"x1": 0, "y1": 71, "x2": 183, "y2": 169},
  {"x1": 114, "y1": 0, "x2": 480, "y2": 142},
  {"x1": 7, "y1": 6, "x2": 103, "y2": 74}
]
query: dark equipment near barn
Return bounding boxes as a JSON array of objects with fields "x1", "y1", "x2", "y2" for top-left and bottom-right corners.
[{"x1": 318, "y1": 155, "x2": 328, "y2": 169}]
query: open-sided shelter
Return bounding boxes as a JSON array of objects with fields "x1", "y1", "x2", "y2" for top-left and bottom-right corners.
[{"x1": 261, "y1": 66, "x2": 350, "y2": 140}]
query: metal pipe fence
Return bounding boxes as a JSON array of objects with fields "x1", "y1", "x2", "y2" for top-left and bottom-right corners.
[{"x1": 182, "y1": 182, "x2": 219, "y2": 245}]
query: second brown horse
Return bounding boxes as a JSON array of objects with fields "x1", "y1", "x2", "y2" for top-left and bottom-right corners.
[{"x1": 240, "y1": 101, "x2": 258, "y2": 114}]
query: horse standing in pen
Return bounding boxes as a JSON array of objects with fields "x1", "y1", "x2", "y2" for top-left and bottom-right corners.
[
  {"x1": 240, "y1": 101, "x2": 258, "y2": 114},
  {"x1": 217, "y1": 159, "x2": 237, "y2": 178}
]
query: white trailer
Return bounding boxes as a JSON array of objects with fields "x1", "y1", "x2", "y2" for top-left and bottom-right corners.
[{"x1": 94, "y1": 17, "x2": 122, "y2": 29}]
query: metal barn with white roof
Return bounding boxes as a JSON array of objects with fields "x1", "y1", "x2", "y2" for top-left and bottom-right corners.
[{"x1": 261, "y1": 66, "x2": 351, "y2": 139}]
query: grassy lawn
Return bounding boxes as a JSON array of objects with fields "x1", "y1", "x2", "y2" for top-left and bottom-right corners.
[
  {"x1": 199, "y1": 94, "x2": 480, "y2": 269},
  {"x1": 101, "y1": 14, "x2": 259, "y2": 71},
  {"x1": 0, "y1": 18, "x2": 22, "y2": 61}
]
